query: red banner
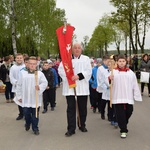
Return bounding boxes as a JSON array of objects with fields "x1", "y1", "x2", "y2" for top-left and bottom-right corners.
[{"x1": 56, "y1": 25, "x2": 76, "y2": 88}]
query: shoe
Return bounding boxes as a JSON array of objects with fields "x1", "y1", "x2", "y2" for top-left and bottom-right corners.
[
  {"x1": 42, "y1": 109, "x2": 47, "y2": 114},
  {"x1": 149, "y1": 94, "x2": 150, "y2": 97},
  {"x1": 120, "y1": 132, "x2": 127, "y2": 138},
  {"x1": 6, "y1": 100, "x2": 9, "y2": 103},
  {"x1": 108, "y1": 118, "x2": 111, "y2": 122},
  {"x1": 10, "y1": 99, "x2": 14, "y2": 103},
  {"x1": 90, "y1": 106, "x2": 93, "y2": 109},
  {"x1": 93, "y1": 108, "x2": 96, "y2": 113},
  {"x1": 114, "y1": 122, "x2": 118, "y2": 128},
  {"x1": 34, "y1": 130, "x2": 40, "y2": 135},
  {"x1": 65, "y1": 131, "x2": 75, "y2": 137},
  {"x1": 51, "y1": 107, "x2": 54, "y2": 111},
  {"x1": 111, "y1": 121, "x2": 115, "y2": 126},
  {"x1": 16, "y1": 116, "x2": 23, "y2": 120},
  {"x1": 141, "y1": 93, "x2": 143, "y2": 96},
  {"x1": 79, "y1": 127, "x2": 88, "y2": 132},
  {"x1": 101, "y1": 115, "x2": 105, "y2": 120},
  {"x1": 25, "y1": 125, "x2": 30, "y2": 131}
]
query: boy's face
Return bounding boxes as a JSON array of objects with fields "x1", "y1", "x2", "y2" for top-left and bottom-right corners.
[
  {"x1": 24, "y1": 60, "x2": 29, "y2": 69},
  {"x1": 43, "y1": 63, "x2": 49, "y2": 70},
  {"x1": 103, "y1": 59, "x2": 110, "y2": 66},
  {"x1": 28, "y1": 59, "x2": 37, "y2": 71},
  {"x1": 15, "y1": 55, "x2": 23, "y2": 64},
  {"x1": 117, "y1": 59, "x2": 126, "y2": 68},
  {"x1": 108, "y1": 62, "x2": 112, "y2": 70}
]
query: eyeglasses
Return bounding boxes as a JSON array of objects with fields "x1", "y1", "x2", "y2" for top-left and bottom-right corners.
[{"x1": 28, "y1": 63, "x2": 37, "y2": 65}]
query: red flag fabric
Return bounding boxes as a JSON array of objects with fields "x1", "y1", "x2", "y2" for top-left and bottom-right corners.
[{"x1": 56, "y1": 25, "x2": 76, "y2": 88}]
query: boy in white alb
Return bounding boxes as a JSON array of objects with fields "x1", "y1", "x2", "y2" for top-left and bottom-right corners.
[
  {"x1": 16, "y1": 57, "x2": 47, "y2": 135},
  {"x1": 96, "y1": 55, "x2": 110, "y2": 118},
  {"x1": 110, "y1": 54, "x2": 142, "y2": 138},
  {"x1": 9, "y1": 53, "x2": 25, "y2": 120}
]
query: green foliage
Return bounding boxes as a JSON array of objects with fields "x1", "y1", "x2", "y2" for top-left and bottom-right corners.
[
  {"x1": 110, "y1": 0, "x2": 150, "y2": 54},
  {"x1": 0, "y1": 0, "x2": 65, "y2": 57},
  {"x1": 85, "y1": 14, "x2": 115, "y2": 57}
]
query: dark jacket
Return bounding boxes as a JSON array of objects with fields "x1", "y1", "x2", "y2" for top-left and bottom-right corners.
[
  {"x1": 0, "y1": 63, "x2": 12, "y2": 83},
  {"x1": 42, "y1": 69, "x2": 54, "y2": 89}
]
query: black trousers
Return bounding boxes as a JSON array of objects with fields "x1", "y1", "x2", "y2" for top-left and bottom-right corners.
[
  {"x1": 66, "y1": 95, "x2": 88, "y2": 132},
  {"x1": 92, "y1": 91, "x2": 102, "y2": 112},
  {"x1": 4, "y1": 82, "x2": 14, "y2": 100},
  {"x1": 141, "y1": 78, "x2": 150, "y2": 94},
  {"x1": 43, "y1": 88, "x2": 55, "y2": 110},
  {"x1": 101, "y1": 99, "x2": 113, "y2": 120},
  {"x1": 114, "y1": 104, "x2": 133, "y2": 133},
  {"x1": 89, "y1": 84, "x2": 94, "y2": 106},
  {"x1": 18, "y1": 105, "x2": 24, "y2": 117}
]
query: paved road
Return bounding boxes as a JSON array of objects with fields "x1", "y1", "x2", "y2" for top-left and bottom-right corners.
[{"x1": 0, "y1": 86, "x2": 150, "y2": 150}]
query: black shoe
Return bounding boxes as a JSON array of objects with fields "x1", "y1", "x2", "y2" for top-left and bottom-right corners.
[
  {"x1": 25, "y1": 125, "x2": 30, "y2": 131},
  {"x1": 51, "y1": 107, "x2": 54, "y2": 111},
  {"x1": 79, "y1": 127, "x2": 88, "y2": 132},
  {"x1": 65, "y1": 131, "x2": 75, "y2": 137},
  {"x1": 16, "y1": 116, "x2": 23, "y2": 120},
  {"x1": 101, "y1": 115, "x2": 105, "y2": 120},
  {"x1": 34, "y1": 130, "x2": 40, "y2": 135},
  {"x1": 93, "y1": 108, "x2": 96, "y2": 113},
  {"x1": 42, "y1": 109, "x2": 47, "y2": 114}
]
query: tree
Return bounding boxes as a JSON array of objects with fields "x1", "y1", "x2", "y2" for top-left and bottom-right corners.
[
  {"x1": 110, "y1": 0, "x2": 150, "y2": 54},
  {"x1": 0, "y1": 0, "x2": 66, "y2": 57},
  {"x1": 86, "y1": 14, "x2": 115, "y2": 57}
]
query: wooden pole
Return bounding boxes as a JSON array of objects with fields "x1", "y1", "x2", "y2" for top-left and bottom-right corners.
[
  {"x1": 73, "y1": 88, "x2": 81, "y2": 127},
  {"x1": 35, "y1": 71, "x2": 38, "y2": 118},
  {"x1": 110, "y1": 60, "x2": 114, "y2": 108}
]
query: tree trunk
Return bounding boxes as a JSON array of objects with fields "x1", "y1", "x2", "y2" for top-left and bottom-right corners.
[
  {"x1": 105, "y1": 42, "x2": 108, "y2": 55},
  {"x1": 11, "y1": 0, "x2": 17, "y2": 55},
  {"x1": 124, "y1": 34, "x2": 128, "y2": 55},
  {"x1": 138, "y1": 15, "x2": 146, "y2": 54}
]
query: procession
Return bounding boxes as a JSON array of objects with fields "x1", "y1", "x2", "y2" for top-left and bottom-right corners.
[
  {"x1": 0, "y1": 40, "x2": 150, "y2": 149},
  {"x1": 1, "y1": 1, "x2": 150, "y2": 150}
]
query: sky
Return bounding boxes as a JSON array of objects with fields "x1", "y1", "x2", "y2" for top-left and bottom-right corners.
[{"x1": 56, "y1": 0, "x2": 150, "y2": 50}]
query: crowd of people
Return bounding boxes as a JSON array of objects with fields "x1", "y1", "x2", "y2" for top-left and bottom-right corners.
[{"x1": 0, "y1": 46, "x2": 149, "y2": 138}]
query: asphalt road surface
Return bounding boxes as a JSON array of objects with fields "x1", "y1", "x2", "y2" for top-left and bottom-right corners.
[{"x1": 0, "y1": 85, "x2": 149, "y2": 150}]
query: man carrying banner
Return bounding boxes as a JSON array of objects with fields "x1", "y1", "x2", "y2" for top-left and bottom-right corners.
[{"x1": 58, "y1": 42, "x2": 92, "y2": 137}]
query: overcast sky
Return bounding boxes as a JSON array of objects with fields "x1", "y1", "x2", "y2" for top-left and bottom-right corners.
[{"x1": 56, "y1": 0, "x2": 150, "y2": 50}]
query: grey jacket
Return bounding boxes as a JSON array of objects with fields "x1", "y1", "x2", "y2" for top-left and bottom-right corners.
[{"x1": 139, "y1": 60, "x2": 150, "y2": 72}]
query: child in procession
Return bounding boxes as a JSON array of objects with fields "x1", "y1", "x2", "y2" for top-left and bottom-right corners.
[
  {"x1": 110, "y1": 54, "x2": 142, "y2": 138},
  {"x1": 16, "y1": 56, "x2": 47, "y2": 135}
]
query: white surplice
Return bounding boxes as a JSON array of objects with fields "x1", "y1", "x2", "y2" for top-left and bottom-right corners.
[
  {"x1": 16, "y1": 70, "x2": 47, "y2": 108},
  {"x1": 112, "y1": 69, "x2": 142, "y2": 104},
  {"x1": 58, "y1": 54, "x2": 92, "y2": 96},
  {"x1": 9, "y1": 63, "x2": 25, "y2": 92}
]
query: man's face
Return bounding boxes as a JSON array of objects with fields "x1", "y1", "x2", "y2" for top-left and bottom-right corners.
[
  {"x1": 28, "y1": 59, "x2": 37, "y2": 71},
  {"x1": 72, "y1": 43, "x2": 82, "y2": 57},
  {"x1": 117, "y1": 59, "x2": 126, "y2": 68},
  {"x1": 15, "y1": 55, "x2": 23, "y2": 64},
  {"x1": 43, "y1": 63, "x2": 49, "y2": 70}
]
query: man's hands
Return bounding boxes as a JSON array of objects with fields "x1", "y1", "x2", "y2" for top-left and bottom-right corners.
[{"x1": 72, "y1": 75, "x2": 79, "y2": 81}]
